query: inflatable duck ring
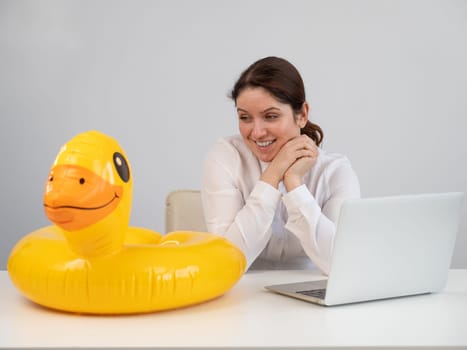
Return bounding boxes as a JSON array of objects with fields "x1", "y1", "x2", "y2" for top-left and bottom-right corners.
[{"x1": 8, "y1": 130, "x2": 246, "y2": 314}]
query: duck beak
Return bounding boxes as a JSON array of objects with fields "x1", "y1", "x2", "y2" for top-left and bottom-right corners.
[{"x1": 43, "y1": 164, "x2": 123, "y2": 231}]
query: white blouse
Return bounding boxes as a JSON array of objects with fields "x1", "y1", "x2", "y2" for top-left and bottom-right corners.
[{"x1": 201, "y1": 135, "x2": 360, "y2": 274}]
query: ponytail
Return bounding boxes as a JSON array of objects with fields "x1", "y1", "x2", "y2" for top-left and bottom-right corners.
[{"x1": 301, "y1": 120, "x2": 323, "y2": 147}]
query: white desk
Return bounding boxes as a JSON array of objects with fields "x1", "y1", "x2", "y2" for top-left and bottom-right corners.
[{"x1": 1, "y1": 269, "x2": 466, "y2": 349}]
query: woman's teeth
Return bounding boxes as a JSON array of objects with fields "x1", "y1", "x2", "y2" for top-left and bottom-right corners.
[{"x1": 256, "y1": 140, "x2": 274, "y2": 147}]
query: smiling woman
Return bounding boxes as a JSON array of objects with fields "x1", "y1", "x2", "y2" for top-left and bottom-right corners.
[{"x1": 201, "y1": 56, "x2": 361, "y2": 274}]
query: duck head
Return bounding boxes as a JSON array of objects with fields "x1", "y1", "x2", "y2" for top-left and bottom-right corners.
[{"x1": 43, "y1": 130, "x2": 132, "y2": 257}]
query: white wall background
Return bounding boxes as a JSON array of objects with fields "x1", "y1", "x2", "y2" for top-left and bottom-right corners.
[{"x1": 1, "y1": 0, "x2": 466, "y2": 269}]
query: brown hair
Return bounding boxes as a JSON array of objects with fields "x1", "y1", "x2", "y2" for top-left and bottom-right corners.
[{"x1": 230, "y1": 56, "x2": 323, "y2": 146}]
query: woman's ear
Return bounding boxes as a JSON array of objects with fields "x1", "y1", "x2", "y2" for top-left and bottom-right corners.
[{"x1": 297, "y1": 102, "x2": 309, "y2": 128}]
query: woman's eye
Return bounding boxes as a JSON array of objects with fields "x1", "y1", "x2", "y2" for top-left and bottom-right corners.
[
  {"x1": 238, "y1": 115, "x2": 251, "y2": 122},
  {"x1": 265, "y1": 114, "x2": 279, "y2": 120}
]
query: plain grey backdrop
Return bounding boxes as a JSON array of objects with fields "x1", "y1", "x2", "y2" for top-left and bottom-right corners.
[{"x1": 1, "y1": 0, "x2": 466, "y2": 269}]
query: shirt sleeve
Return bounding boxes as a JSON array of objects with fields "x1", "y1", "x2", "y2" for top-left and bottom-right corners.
[
  {"x1": 201, "y1": 141, "x2": 282, "y2": 269},
  {"x1": 282, "y1": 160, "x2": 361, "y2": 275}
]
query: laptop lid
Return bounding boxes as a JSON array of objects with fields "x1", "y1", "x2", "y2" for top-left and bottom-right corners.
[{"x1": 266, "y1": 192, "x2": 463, "y2": 306}]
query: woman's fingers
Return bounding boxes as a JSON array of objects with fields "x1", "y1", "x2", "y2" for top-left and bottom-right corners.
[
  {"x1": 289, "y1": 135, "x2": 318, "y2": 159},
  {"x1": 262, "y1": 135, "x2": 319, "y2": 188}
]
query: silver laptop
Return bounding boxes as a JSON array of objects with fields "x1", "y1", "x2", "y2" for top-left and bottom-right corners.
[{"x1": 265, "y1": 192, "x2": 464, "y2": 306}]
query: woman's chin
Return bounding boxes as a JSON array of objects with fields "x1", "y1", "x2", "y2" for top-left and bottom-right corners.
[
  {"x1": 256, "y1": 153, "x2": 275, "y2": 163},
  {"x1": 248, "y1": 143, "x2": 277, "y2": 163}
]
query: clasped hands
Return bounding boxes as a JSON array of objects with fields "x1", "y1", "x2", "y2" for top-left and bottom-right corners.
[{"x1": 260, "y1": 135, "x2": 319, "y2": 191}]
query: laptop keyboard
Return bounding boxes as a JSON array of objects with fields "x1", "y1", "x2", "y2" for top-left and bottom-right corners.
[{"x1": 297, "y1": 288, "x2": 326, "y2": 299}]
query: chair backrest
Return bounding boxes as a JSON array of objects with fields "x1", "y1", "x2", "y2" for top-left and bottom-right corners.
[{"x1": 165, "y1": 190, "x2": 207, "y2": 233}]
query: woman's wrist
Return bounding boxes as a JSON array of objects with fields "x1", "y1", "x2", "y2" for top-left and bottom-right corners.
[
  {"x1": 260, "y1": 164, "x2": 284, "y2": 188},
  {"x1": 260, "y1": 171, "x2": 281, "y2": 188},
  {"x1": 284, "y1": 174, "x2": 302, "y2": 192}
]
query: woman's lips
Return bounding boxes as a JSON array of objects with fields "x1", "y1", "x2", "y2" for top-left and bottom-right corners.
[{"x1": 254, "y1": 139, "x2": 276, "y2": 149}]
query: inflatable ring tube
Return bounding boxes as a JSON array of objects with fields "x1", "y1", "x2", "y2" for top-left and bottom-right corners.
[{"x1": 7, "y1": 130, "x2": 246, "y2": 314}]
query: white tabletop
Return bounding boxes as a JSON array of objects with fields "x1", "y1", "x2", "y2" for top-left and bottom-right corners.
[{"x1": 1, "y1": 269, "x2": 467, "y2": 349}]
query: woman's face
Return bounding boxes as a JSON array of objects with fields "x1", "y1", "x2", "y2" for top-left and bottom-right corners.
[{"x1": 236, "y1": 87, "x2": 307, "y2": 163}]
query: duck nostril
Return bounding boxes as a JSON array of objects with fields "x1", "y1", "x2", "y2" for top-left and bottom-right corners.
[
  {"x1": 79, "y1": 178, "x2": 85, "y2": 185},
  {"x1": 49, "y1": 176, "x2": 54, "y2": 182}
]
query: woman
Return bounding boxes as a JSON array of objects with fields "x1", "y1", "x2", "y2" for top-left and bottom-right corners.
[{"x1": 201, "y1": 56, "x2": 360, "y2": 274}]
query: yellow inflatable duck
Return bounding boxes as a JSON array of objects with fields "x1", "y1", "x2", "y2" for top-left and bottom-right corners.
[{"x1": 8, "y1": 130, "x2": 246, "y2": 314}]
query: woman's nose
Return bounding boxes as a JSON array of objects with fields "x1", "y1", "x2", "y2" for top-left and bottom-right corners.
[{"x1": 251, "y1": 120, "x2": 267, "y2": 138}]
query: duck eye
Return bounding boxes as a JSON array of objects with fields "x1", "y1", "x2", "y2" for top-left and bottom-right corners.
[
  {"x1": 113, "y1": 152, "x2": 130, "y2": 183},
  {"x1": 49, "y1": 175, "x2": 54, "y2": 182},
  {"x1": 79, "y1": 178, "x2": 85, "y2": 185}
]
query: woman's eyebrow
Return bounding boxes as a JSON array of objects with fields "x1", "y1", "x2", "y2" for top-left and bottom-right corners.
[
  {"x1": 237, "y1": 107, "x2": 281, "y2": 114},
  {"x1": 262, "y1": 107, "x2": 281, "y2": 113}
]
